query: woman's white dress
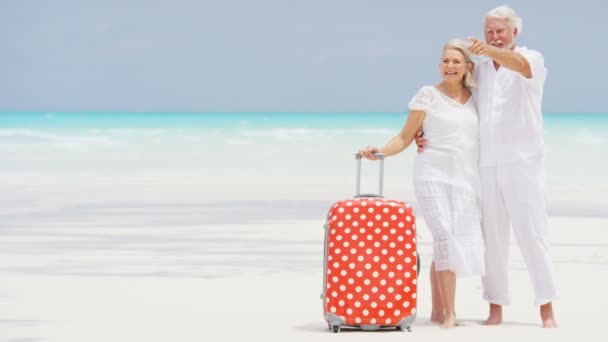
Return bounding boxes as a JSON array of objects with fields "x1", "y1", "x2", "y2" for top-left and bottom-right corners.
[{"x1": 409, "y1": 85, "x2": 485, "y2": 277}]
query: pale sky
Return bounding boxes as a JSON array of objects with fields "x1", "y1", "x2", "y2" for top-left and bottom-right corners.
[{"x1": 0, "y1": 0, "x2": 605, "y2": 113}]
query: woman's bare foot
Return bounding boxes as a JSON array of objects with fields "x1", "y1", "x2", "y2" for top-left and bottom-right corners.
[
  {"x1": 482, "y1": 303, "x2": 502, "y2": 325},
  {"x1": 440, "y1": 314, "x2": 456, "y2": 329},
  {"x1": 540, "y1": 302, "x2": 558, "y2": 328},
  {"x1": 430, "y1": 312, "x2": 445, "y2": 323}
]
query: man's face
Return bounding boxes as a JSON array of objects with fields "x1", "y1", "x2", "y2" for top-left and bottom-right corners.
[{"x1": 484, "y1": 17, "x2": 516, "y2": 50}]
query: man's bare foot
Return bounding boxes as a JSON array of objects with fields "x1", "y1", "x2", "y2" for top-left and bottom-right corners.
[
  {"x1": 540, "y1": 302, "x2": 558, "y2": 328},
  {"x1": 440, "y1": 314, "x2": 456, "y2": 329},
  {"x1": 482, "y1": 303, "x2": 502, "y2": 325},
  {"x1": 430, "y1": 312, "x2": 444, "y2": 323}
]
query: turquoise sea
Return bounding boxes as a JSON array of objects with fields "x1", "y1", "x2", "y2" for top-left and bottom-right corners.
[{"x1": 1, "y1": 112, "x2": 607, "y2": 217}]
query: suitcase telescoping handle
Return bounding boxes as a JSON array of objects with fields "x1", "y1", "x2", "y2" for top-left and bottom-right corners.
[{"x1": 354, "y1": 152, "x2": 386, "y2": 198}]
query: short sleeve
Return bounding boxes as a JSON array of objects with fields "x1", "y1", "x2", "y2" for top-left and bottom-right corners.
[
  {"x1": 520, "y1": 49, "x2": 547, "y2": 92},
  {"x1": 408, "y1": 86, "x2": 433, "y2": 114}
]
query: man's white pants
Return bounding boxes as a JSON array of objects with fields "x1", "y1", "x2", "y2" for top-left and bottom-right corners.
[{"x1": 480, "y1": 154, "x2": 559, "y2": 306}]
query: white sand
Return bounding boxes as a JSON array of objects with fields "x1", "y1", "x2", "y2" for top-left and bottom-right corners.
[{"x1": 1, "y1": 209, "x2": 606, "y2": 341}]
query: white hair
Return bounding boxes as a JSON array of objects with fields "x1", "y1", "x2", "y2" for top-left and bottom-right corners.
[
  {"x1": 484, "y1": 5, "x2": 522, "y2": 34},
  {"x1": 443, "y1": 39, "x2": 476, "y2": 88}
]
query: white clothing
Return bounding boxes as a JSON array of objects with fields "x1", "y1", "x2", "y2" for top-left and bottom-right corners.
[
  {"x1": 408, "y1": 86, "x2": 485, "y2": 277},
  {"x1": 409, "y1": 86, "x2": 481, "y2": 196},
  {"x1": 474, "y1": 46, "x2": 547, "y2": 167},
  {"x1": 415, "y1": 182, "x2": 485, "y2": 277},
  {"x1": 474, "y1": 47, "x2": 559, "y2": 306},
  {"x1": 480, "y1": 155, "x2": 559, "y2": 306}
]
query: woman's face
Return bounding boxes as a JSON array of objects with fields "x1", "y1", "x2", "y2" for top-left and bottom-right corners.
[{"x1": 439, "y1": 48, "x2": 470, "y2": 84}]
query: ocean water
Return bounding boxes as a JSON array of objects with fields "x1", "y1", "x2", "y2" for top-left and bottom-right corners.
[{"x1": 1, "y1": 112, "x2": 607, "y2": 217}]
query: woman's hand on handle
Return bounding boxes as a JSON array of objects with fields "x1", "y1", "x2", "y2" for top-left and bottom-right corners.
[{"x1": 359, "y1": 146, "x2": 380, "y2": 160}]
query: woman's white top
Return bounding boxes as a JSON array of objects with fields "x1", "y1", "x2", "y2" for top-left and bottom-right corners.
[{"x1": 408, "y1": 85, "x2": 480, "y2": 196}]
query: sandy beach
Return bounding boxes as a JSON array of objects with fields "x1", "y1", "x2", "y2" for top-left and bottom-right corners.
[{"x1": 1, "y1": 188, "x2": 606, "y2": 341}]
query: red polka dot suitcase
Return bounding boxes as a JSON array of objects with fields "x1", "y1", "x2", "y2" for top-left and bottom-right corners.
[{"x1": 322, "y1": 153, "x2": 418, "y2": 333}]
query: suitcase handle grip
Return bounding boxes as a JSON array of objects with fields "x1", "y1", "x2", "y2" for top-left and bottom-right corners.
[{"x1": 354, "y1": 152, "x2": 386, "y2": 197}]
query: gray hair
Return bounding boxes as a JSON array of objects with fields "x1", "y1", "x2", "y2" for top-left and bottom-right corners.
[
  {"x1": 484, "y1": 5, "x2": 522, "y2": 34},
  {"x1": 443, "y1": 39, "x2": 476, "y2": 88}
]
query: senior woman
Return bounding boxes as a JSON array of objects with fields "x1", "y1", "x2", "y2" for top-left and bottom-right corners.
[{"x1": 359, "y1": 39, "x2": 484, "y2": 329}]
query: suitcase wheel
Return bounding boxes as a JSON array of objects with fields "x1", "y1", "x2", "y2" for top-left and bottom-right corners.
[{"x1": 331, "y1": 325, "x2": 340, "y2": 333}]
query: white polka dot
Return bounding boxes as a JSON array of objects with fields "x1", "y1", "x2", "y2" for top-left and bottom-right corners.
[
  {"x1": 332, "y1": 276, "x2": 339, "y2": 283},
  {"x1": 340, "y1": 285, "x2": 346, "y2": 291},
  {"x1": 345, "y1": 214, "x2": 351, "y2": 220},
  {"x1": 366, "y1": 248, "x2": 373, "y2": 255},
  {"x1": 412, "y1": 293, "x2": 417, "y2": 299},
  {"x1": 378, "y1": 310, "x2": 385, "y2": 317},
  {"x1": 357, "y1": 255, "x2": 364, "y2": 262},
  {"x1": 404, "y1": 286, "x2": 411, "y2": 292},
  {"x1": 390, "y1": 229, "x2": 396, "y2": 235},
  {"x1": 382, "y1": 235, "x2": 388, "y2": 241},
  {"x1": 353, "y1": 207, "x2": 359, "y2": 213},
  {"x1": 397, "y1": 236, "x2": 404, "y2": 242},
  {"x1": 380, "y1": 264, "x2": 387, "y2": 270},
  {"x1": 346, "y1": 202, "x2": 352, "y2": 206},
  {"x1": 371, "y1": 302, "x2": 378, "y2": 308},
  {"x1": 371, "y1": 287, "x2": 378, "y2": 293},
  {"x1": 341, "y1": 255, "x2": 348, "y2": 261},
  {"x1": 396, "y1": 279, "x2": 402, "y2": 285},
  {"x1": 332, "y1": 216, "x2": 337, "y2": 222},
  {"x1": 397, "y1": 250, "x2": 404, "y2": 256},
  {"x1": 406, "y1": 216, "x2": 411, "y2": 222},
  {"x1": 326, "y1": 297, "x2": 330, "y2": 303},
  {"x1": 380, "y1": 294, "x2": 386, "y2": 301},
  {"x1": 351, "y1": 234, "x2": 358, "y2": 240},
  {"x1": 338, "y1": 300, "x2": 345, "y2": 306},
  {"x1": 405, "y1": 243, "x2": 412, "y2": 249},
  {"x1": 359, "y1": 228, "x2": 366, "y2": 234},
  {"x1": 391, "y1": 215, "x2": 397, "y2": 220},
  {"x1": 348, "y1": 278, "x2": 355, "y2": 284},
  {"x1": 340, "y1": 270, "x2": 347, "y2": 276},
  {"x1": 389, "y1": 256, "x2": 395, "y2": 263},
  {"x1": 405, "y1": 257, "x2": 411, "y2": 263},
  {"x1": 336, "y1": 235, "x2": 343, "y2": 241},
  {"x1": 327, "y1": 283, "x2": 331, "y2": 288},
  {"x1": 376, "y1": 201, "x2": 382, "y2": 206},
  {"x1": 398, "y1": 208, "x2": 405, "y2": 214},
  {"x1": 387, "y1": 302, "x2": 393, "y2": 309},
  {"x1": 398, "y1": 222, "x2": 404, "y2": 228},
  {"x1": 350, "y1": 248, "x2": 357, "y2": 254},
  {"x1": 355, "y1": 301, "x2": 361, "y2": 307},
  {"x1": 347, "y1": 308, "x2": 353, "y2": 314},
  {"x1": 363, "y1": 309, "x2": 369, "y2": 316},
  {"x1": 380, "y1": 279, "x2": 387, "y2": 286},
  {"x1": 388, "y1": 271, "x2": 395, "y2": 278},
  {"x1": 375, "y1": 214, "x2": 382, "y2": 220},
  {"x1": 355, "y1": 317, "x2": 361, "y2": 323},
  {"x1": 383, "y1": 208, "x2": 389, "y2": 213},
  {"x1": 330, "y1": 306, "x2": 337, "y2": 313},
  {"x1": 366, "y1": 234, "x2": 373, "y2": 241},
  {"x1": 368, "y1": 207, "x2": 375, "y2": 213},
  {"x1": 405, "y1": 272, "x2": 411, "y2": 278},
  {"x1": 364, "y1": 279, "x2": 371, "y2": 285},
  {"x1": 413, "y1": 279, "x2": 417, "y2": 285},
  {"x1": 394, "y1": 309, "x2": 401, "y2": 316},
  {"x1": 333, "y1": 262, "x2": 339, "y2": 268},
  {"x1": 359, "y1": 241, "x2": 365, "y2": 247},
  {"x1": 347, "y1": 293, "x2": 354, "y2": 299},
  {"x1": 396, "y1": 294, "x2": 402, "y2": 300},
  {"x1": 383, "y1": 222, "x2": 389, "y2": 227},
  {"x1": 331, "y1": 291, "x2": 338, "y2": 297},
  {"x1": 361, "y1": 202, "x2": 367, "y2": 207},
  {"x1": 365, "y1": 263, "x2": 372, "y2": 270},
  {"x1": 403, "y1": 301, "x2": 410, "y2": 308},
  {"x1": 411, "y1": 308, "x2": 417, "y2": 314},
  {"x1": 385, "y1": 318, "x2": 392, "y2": 324},
  {"x1": 396, "y1": 264, "x2": 403, "y2": 270},
  {"x1": 355, "y1": 286, "x2": 362, "y2": 292},
  {"x1": 372, "y1": 271, "x2": 379, "y2": 278},
  {"x1": 406, "y1": 230, "x2": 411, "y2": 235},
  {"x1": 360, "y1": 214, "x2": 367, "y2": 220},
  {"x1": 382, "y1": 249, "x2": 388, "y2": 255},
  {"x1": 342, "y1": 241, "x2": 349, "y2": 248},
  {"x1": 375, "y1": 228, "x2": 381, "y2": 234},
  {"x1": 375, "y1": 241, "x2": 381, "y2": 247},
  {"x1": 367, "y1": 221, "x2": 374, "y2": 227},
  {"x1": 338, "y1": 222, "x2": 344, "y2": 227},
  {"x1": 388, "y1": 287, "x2": 394, "y2": 293},
  {"x1": 363, "y1": 294, "x2": 370, "y2": 300},
  {"x1": 356, "y1": 271, "x2": 363, "y2": 277},
  {"x1": 371, "y1": 318, "x2": 377, "y2": 324}
]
